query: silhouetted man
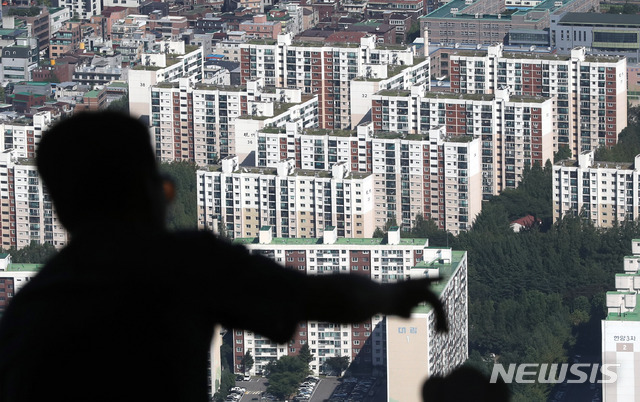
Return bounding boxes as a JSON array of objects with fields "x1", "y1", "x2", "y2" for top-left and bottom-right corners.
[{"x1": 0, "y1": 111, "x2": 446, "y2": 402}]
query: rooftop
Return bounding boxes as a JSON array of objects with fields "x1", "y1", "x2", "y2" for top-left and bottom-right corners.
[
  {"x1": 233, "y1": 235, "x2": 429, "y2": 246},
  {"x1": 412, "y1": 250, "x2": 466, "y2": 314},
  {"x1": 606, "y1": 289, "x2": 640, "y2": 322},
  {"x1": 560, "y1": 12, "x2": 640, "y2": 27},
  {"x1": 7, "y1": 263, "x2": 42, "y2": 272}
]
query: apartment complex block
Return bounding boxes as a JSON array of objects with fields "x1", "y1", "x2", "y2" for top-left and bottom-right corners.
[
  {"x1": 150, "y1": 78, "x2": 318, "y2": 165},
  {"x1": 256, "y1": 123, "x2": 482, "y2": 233},
  {"x1": 232, "y1": 226, "x2": 468, "y2": 399},
  {"x1": 448, "y1": 44, "x2": 627, "y2": 156},
  {"x1": 197, "y1": 157, "x2": 374, "y2": 239},
  {"x1": 602, "y1": 239, "x2": 640, "y2": 401},
  {"x1": 370, "y1": 88, "x2": 554, "y2": 199},
  {"x1": 235, "y1": 33, "x2": 430, "y2": 130},
  {"x1": 553, "y1": 150, "x2": 640, "y2": 228}
]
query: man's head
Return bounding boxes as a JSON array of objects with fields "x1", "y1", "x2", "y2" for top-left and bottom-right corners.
[{"x1": 36, "y1": 111, "x2": 169, "y2": 233}]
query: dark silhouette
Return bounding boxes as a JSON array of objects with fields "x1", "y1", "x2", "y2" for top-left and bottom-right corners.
[
  {"x1": 0, "y1": 111, "x2": 447, "y2": 402},
  {"x1": 422, "y1": 366, "x2": 511, "y2": 402}
]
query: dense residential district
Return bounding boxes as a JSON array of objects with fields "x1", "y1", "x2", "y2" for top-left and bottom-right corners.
[{"x1": 0, "y1": 0, "x2": 640, "y2": 399}]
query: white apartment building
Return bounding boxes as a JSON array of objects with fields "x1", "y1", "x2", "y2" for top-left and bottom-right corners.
[
  {"x1": 232, "y1": 226, "x2": 468, "y2": 400},
  {"x1": 0, "y1": 111, "x2": 52, "y2": 158},
  {"x1": 128, "y1": 42, "x2": 204, "y2": 121},
  {"x1": 49, "y1": 7, "x2": 71, "y2": 36},
  {"x1": 0, "y1": 150, "x2": 68, "y2": 250},
  {"x1": 236, "y1": 33, "x2": 430, "y2": 130},
  {"x1": 150, "y1": 77, "x2": 318, "y2": 165},
  {"x1": 602, "y1": 239, "x2": 640, "y2": 402},
  {"x1": 52, "y1": 0, "x2": 102, "y2": 20},
  {"x1": 256, "y1": 123, "x2": 482, "y2": 234},
  {"x1": 0, "y1": 262, "x2": 38, "y2": 312},
  {"x1": 553, "y1": 150, "x2": 640, "y2": 227},
  {"x1": 366, "y1": 87, "x2": 554, "y2": 200},
  {"x1": 449, "y1": 44, "x2": 627, "y2": 156},
  {"x1": 102, "y1": 0, "x2": 142, "y2": 8},
  {"x1": 197, "y1": 157, "x2": 374, "y2": 239}
]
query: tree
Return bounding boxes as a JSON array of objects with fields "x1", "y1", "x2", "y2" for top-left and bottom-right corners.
[
  {"x1": 241, "y1": 350, "x2": 254, "y2": 374},
  {"x1": 298, "y1": 343, "x2": 314, "y2": 366},
  {"x1": 553, "y1": 145, "x2": 571, "y2": 163},
  {"x1": 213, "y1": 369, "x2": 236, "y2": 402},
  {"x1": 106, "y1": 94, "x2": 129, "y2": 113},
  {"x1": 323, "y1": 356, "x2": 350, "y2": 376},
  {"x1": 372, "y1": 227, "x2": 384, "y2": 238},
  {"x1": 5, "y1": 242, "x2": 57, "y2": 263},
  {"x1": 160, "y1": 161, "x2": 198, "y2": 230},
  {"x1": 265, "y1": 356, "x2": 309, "y2": 400}
]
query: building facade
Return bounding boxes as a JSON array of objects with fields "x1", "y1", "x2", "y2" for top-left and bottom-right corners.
[
  {"x1": 448, "y1": 44, "x2": 627, "y2": 156},
  {"x1": 420, "y1": 0, "x2": 599, "y2": 46},
  {"x1": 197, "y1": 157, "x2": 374, "y2": 239},
  {"x1": 256, "y1": 123, "x2": 482, "y2": 233},
  {"x1": 150, "y1": 78, "x2": 318, "y2": 165},
  {"x1": 235, "y1": 33, "x2": 430, "y2": 130},
  {"x1": 0, "y1": 150, "x2": 68, "y2": 250},
  {"x1": 231, "y1": 226, "x2": 468, "y2": 399},
  {"x1": 551, "y1": 13, "x2": 640, "y2": 64},
  {"x1": 602, "y1": 239, "x2": 640, "y2": 402},
  {"x1": 553, "y1": 150, "x2": 640, "y2": 228}
]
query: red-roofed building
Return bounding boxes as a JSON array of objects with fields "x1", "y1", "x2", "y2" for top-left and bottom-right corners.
[{"x1": 510, "y1": 215, "x2": 541, "y2": 232}]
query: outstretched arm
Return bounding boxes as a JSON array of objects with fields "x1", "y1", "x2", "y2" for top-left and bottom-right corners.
[
  {"x1": 298, "y1": 274, "x2": 448, "y2": 332},
  {"x1": 206, "y1": 238, "x2": 448, "y2": 344}
]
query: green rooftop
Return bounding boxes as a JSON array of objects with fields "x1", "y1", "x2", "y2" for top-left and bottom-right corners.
[
  {"x1": 7, "y1": 263, "x2": 43, "y2": 272},
  {"x1": 606, "y1": 290, "x2": 640, "y2": 322},
  {"x1": 412, "y1": 250, "x2": 466, "y2": 314}
]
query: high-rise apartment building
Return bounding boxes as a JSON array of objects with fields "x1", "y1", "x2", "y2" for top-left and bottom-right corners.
[
  {"x1": 553, "y1": 150, "x2": 640, "y2": 228},
  {"x1": 448, "y1": 44, "x2": 627, "y2": 156},
  {"x1": 235, "y1": 33, "x2": 430, "y2": 130},
  {"x1": 0, "y1": 150, "x2": 68, "y2": 249},
  {"x1": 370, "y1": 87, "x2": 554, "y2": 199},
  {"x1": 52, "y1": 0, "x2": 102, "y2": 20},
  {"x1": 256, "y1": 123, "x2": 482, "y2": 233},
  {"x1": 602, "y1": 239, "x2": 640, "y2": 401},
  {"x1": 197, "y1": 157, "x2": 374, "y2": 239},
  {"x1": 128, "y1": 42, "x2": 204, "y2": 121},
  {"x1": 232, "y1": 226, "x2": 468, "y2": 401},
  {"x1": 150, "y1": 78, "x2": 318, "y2": 165}
]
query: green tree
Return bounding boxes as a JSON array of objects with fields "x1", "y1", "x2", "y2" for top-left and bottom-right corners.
[
  {"x1": 106, "y1": 94, "x2": 129, "y2": 113},
  {"x1": 6, "y1": 242, "x2": 57, "y2": 263},
  {"x1": 323, "y1": 356, "x2": 350, "y2": 376},
  {"x1": 265, "y1": 356, "x2": 309, "y2": 400},
  {"x1": 406, "y1": 21, "x2": 421, "y2": 43},
  {"x1": 160, "y1": 161, "x2": 198, "y2": 230},
  {"x1": 554, "y1": 145, "x2": 572, "y2": 162},
  {"x1": 241, "y1": 350, "x2": 254, "y2": 374},
  {"x1": 298, "y1": 343, "x2": 314, "y2": 366},
  {"x1": 372, "y1": 227, "x2": 384, "y2": 238},
  {"x1": 213, "y1": 369, "x2": 236, "y2": 402}
]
